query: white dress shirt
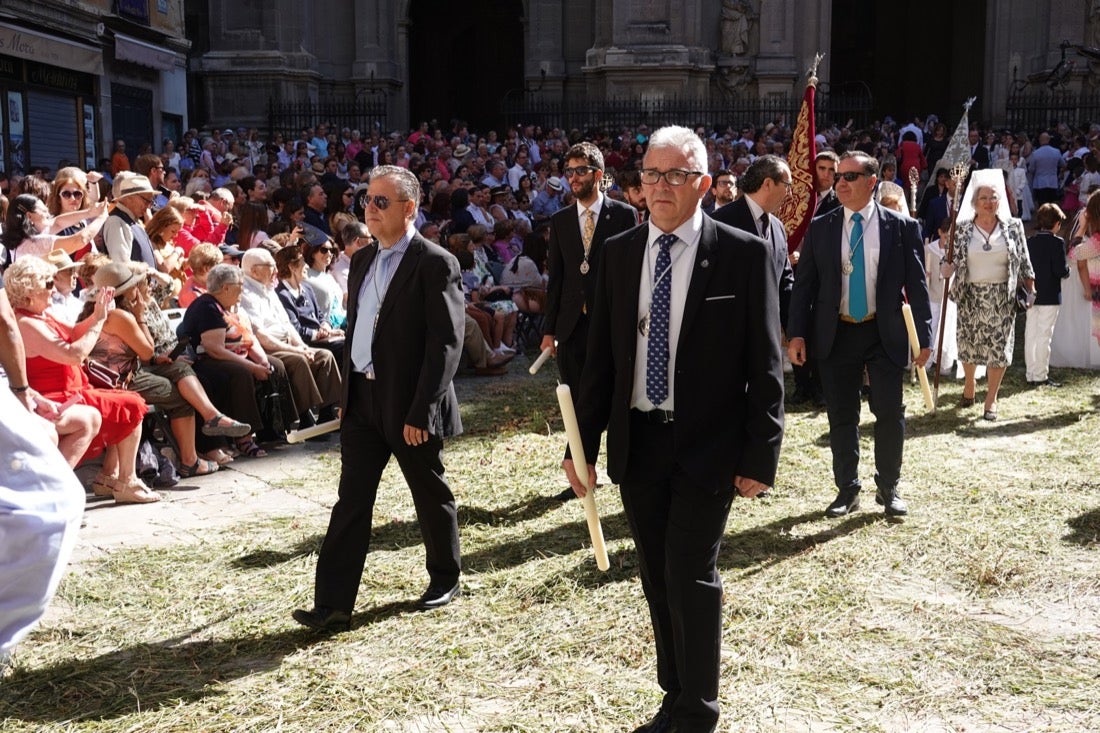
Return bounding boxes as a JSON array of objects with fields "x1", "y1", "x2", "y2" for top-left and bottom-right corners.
[{"x1": 631, "y1": 209, "x2": 703, "y2": 411}]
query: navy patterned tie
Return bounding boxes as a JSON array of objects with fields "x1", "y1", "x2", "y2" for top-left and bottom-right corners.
[{"x1": 646, "y1": 233, "x2": 677, "y2": 406}]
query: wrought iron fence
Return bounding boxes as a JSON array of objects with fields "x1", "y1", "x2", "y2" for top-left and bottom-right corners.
[
  {"x1": 267, "y1": 97, "x2": 388, "y2": 143},
  {"x1": 500, "y1": 86, "x2": 872, "y2": 134},
  {"x1": 1005, "y1": 89, "x2": 1100, "y2": 132}
]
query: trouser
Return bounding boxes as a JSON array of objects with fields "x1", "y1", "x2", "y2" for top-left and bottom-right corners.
[{"x1": 1024, "y1": 304, "x2": 1060, "y2": 381}]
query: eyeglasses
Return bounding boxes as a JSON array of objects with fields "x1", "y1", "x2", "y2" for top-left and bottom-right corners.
[
  {"x1": 640, "y1": 168, "x2": 703, "y2": 186},
  {"x1": 977, "y1": 195, "x2": 1000, "y2": 202},
  {"x1": 837, "y1": 171, "x2": 870, "y2": 182},
  {"x1": 342, "y1": 191, "x2": 354, "y2": 198},
  {"x1": 776, "y1": 179, "x2": 794, "y2": 188},
  {"x1": 60, "y1": 189, "x2": 85, "y2": 200},
  {"x1": 563, "y1": 165, "x2": 597, "y2": 178},
  {"x1": 319, "y1": 247, "x2": 336, "y2": 254},
  {"x1": 365, "y1": 195, "x2": 409, "y2": 210}
]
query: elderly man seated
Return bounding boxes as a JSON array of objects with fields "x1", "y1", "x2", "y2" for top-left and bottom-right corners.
[{"x1": 239, "y1": 248, "x2": 341, "y2": 429}]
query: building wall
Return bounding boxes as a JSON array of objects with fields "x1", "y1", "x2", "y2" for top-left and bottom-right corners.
[
  {"x1": 189, "y1": 0, "x2": 1099, "y2": 136},
  {"x1": 0, "y1": 0, "x2": 190, "y2": 175}
]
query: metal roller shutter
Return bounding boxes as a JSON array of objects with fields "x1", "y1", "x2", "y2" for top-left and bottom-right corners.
[{"x1": 27, "y1": 91, "x2": 78, "y2": 172}]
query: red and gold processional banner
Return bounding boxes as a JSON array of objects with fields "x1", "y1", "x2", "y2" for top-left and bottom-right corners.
[{"x1": 776, "y1": 63, "x2": 820, "y2": 252}]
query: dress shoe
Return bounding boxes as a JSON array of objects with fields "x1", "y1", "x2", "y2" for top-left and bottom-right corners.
[
  {"x1": 1027, "y1": 378, "x2": 1060, "y2": 388},
  {"x1": 417, "y1": 581, "x2": 461, "y2": 610},
  {"x1": 487, "y1": 349, "x2": 516, "y2": 368},
  {"x1": 632, "y1": 711, "x2": 673, "y2": 733},
  {"x1": 825, "y1": 488, "x2": 861, "y2": 517},
  {"x1": 292, "y1": 606, "x2": 351, "y2": 632},
  {"x1": 553, "y1": 486, "x2": 577, "y2": 501},
  {"x1": 874, "y1": 488, "x2": 909, "y2": 516},
  {"x1": 788, "y1": 388, "x2": 811, "y2": 404}
]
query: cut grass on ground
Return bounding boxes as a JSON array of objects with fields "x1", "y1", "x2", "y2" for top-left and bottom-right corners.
[{"x1": 2, "y1": 360, "x2": 1099, "y2": 732}]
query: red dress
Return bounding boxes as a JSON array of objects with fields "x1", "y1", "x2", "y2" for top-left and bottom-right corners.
[{"x1": 19, "y1": 310, "x2": 148, "y2": 462}]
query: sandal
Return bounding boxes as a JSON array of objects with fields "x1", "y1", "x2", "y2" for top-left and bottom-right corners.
[
  {"x1": 178, "y1": 458, "x2": 220, "y2": 478},
  {"x1": 203, "y1": 448, "x2": 234, "y2": 466},
  {"x1": 201, "y1": 413, "x2": 252, "y2": 438},
  {"x1": 91, "y1": 473, "x2": 116, "y2": 498},
  {"x1": 235, "y1": 436, "x2": 268, "y2": 458},
  {"x1": 111, "y1": 478, "x2": 161, "y2": 504}
]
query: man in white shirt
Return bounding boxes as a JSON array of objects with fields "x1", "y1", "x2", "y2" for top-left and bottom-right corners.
[{"x1": 240, "y1": 249, "x2": 341, "y2": 427}]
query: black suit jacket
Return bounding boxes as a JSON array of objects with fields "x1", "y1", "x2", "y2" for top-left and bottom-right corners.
[
  {"x1": 970, "y1": 144, "x2": 990, "y2": 171},
  {"x1": 1026, "y1": 230, "x2": 1070, "y2": 305},
  {"x1": 543, "y1": 196, "x2": 638, "y2": 343},
  {"x1": 815, "y1": 189, "x2": 841, "y2": 219},
  {"x1": 788, "y1": 203, "x2": 932, "y2": 368},
  {"x1": 576, "y1": 216, "x2": 785, "y2": 492},
  {"x1": 710, "y1": 196, "x2": 794, "y2": 328},
  {"x1": 344, "y1": 232, "x2": 465, "y2": 444}
]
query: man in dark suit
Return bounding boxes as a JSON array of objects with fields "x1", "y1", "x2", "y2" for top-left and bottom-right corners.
[
  {"x1": 710, "y1": 154, "x2": 794, "y2": 328},
  {"x1": 294, "y1": 165, "x2": 466, "y2": 632},
  {"x1": 788, "y1": 151, "x2": 932, "y2": 519},
  {"x1": 542, "y1": 141, "x2": 637, "y2": 500},
  {"x1": 969, "y1": 129, "x2": 990, "y2": 171},
  {"x1": 813, "y1": 151, "x2": 841, "y2": 218},
  {"x1": 565, "y1": 126, "x2": 784, "y2": 733}
]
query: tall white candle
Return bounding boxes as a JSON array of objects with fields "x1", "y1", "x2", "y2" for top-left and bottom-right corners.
[
  {"x1": 555, "y1": 384, "x2": 610, "y2": 571},
  {"x1": 901, "y1": 303, "x2": 934, "y2": 412}
]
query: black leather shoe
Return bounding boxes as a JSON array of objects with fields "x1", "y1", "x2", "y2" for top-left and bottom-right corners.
[
  {"x1": 1027, "y1": 379, "x2": 1061, "y2": 388},
  {"x1": 788, "y1": 388, "x2": 811, "y2": 404},
  {"x1": 292, "y1": 606, "x2": 351, "y2": 632},
  {"x1": 553, "y1": 487, "x2": 577, "y2": 501},
  {"x1": 632, "y1": 711, "x2": 673, "y2": 733},
  {"x1": 875, "y1": 488, "x2": 909, "y2": 516},
  {"x1": 417, "y1": 581, "x2": 461, "y2": 610},
  {"x1": 825, "y1": 488, "x2": 860, "y2": 517}
]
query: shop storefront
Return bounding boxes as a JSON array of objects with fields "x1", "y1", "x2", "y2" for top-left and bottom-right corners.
[{"x1": 0, "y1": 22, "x2": 102, "y2": 175}]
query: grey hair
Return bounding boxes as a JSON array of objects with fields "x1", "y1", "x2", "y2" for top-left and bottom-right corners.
[
  {"x1": 206, "y1": 263, "x2": 244, "y2": 294},
  {"x1": 646, "y1": 125, "x2": 708, "y2": 173},
  {"x1": 241, "y1": 248, "x2": 275, "y2": 272},
  {"x1": 368, "y1": 164, "x2": 421, "y2": 215},
  {"x1": 3, "y1": 256, "x2": 55, "y2": 309}
]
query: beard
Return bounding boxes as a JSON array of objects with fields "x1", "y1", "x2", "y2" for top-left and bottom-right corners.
[{"x1": 573, "y1": 175, "x2": 597, "y2": 200}]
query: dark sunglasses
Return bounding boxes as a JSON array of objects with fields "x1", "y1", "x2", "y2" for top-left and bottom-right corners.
[
  {"x1": 319, "y1": 246, "x2": 336, "y2": 254},
  {"x1": 563, "y1": 165, "x2": 597, "y2": 178},
  {"x1": 60, "y1": 189, "x2": 85, "y2": 200},
  {"x1": 365, "y1": 194, "x2": 409, "y2": 210},
  {"x1": 838, "y1": 171, "x2": 870, "y2": 182}
]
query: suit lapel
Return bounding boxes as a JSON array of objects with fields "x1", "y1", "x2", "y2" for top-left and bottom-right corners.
[
  {"x1": 873, "y1": 203, "x2": 894, "y2": 293},
  {"x1": 678, "y1": 217, "x2": 718, "y2": 351}
]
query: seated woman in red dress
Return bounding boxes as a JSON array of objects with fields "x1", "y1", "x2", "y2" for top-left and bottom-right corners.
[{"x1": 6, "y1": 257, "x2": 159, "y2": 504}]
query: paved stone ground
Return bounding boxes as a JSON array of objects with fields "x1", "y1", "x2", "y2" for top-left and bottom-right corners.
[{"x1": 67, "y1": 354, "x2": 543, "y2": 568}]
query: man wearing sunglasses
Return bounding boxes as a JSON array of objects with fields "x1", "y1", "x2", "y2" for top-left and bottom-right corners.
[
  {"x1": 788, "y1": 151, "x2": 932, "y2": 520},
  {"x1": 542, "y1": 141, "x2": 637, "y2": 501},
  {"x1": 295, "y1": 164, "x2": 465, "y2": 632},
  {"x1": 564, "y1": 126, "x2": 783, "y2": 733}
]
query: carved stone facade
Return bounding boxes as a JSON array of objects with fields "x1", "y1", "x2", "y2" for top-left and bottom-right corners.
[{"x1": 187, "y1": 0, "x2": 1096, "y2": 133}]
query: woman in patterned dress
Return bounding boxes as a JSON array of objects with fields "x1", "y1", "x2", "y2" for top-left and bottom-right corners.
[{"x1": 943, "y1": 170, "x2": 1036, "y2": 420}]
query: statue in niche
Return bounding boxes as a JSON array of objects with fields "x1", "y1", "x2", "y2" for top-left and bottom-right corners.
[
  {"x1": 716, "y1": 64, "x2": 752, "y2": 98},
  {"x1": 721, "y1": 0, "x2": 754, "y2": 56}
]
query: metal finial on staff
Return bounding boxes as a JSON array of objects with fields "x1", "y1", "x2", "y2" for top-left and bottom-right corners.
[
  {"x1": 932, "y1": 163, "x2": 971, "y2": 407},
  {"x1": 807, "y1": 52, "x2": 825, "y2": 86},
  {"x1": 908, "y1": 167, "x2": 919, "y2": 217}
]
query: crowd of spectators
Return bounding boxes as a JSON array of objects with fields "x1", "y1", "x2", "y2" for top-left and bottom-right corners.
[{"x1": 1, "y1": 109, "x2": 1099, "y2": 503}]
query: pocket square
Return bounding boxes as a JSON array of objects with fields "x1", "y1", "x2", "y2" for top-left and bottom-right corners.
[{"x1": 705, "y1": 294, "x2": 737, "y2": 302}]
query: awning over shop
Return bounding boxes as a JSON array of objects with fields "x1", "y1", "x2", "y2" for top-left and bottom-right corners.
[
  {"x1": 113, "y1": 32, "x2": 178, "y2": 71},
  {"x1": 0, "y1": 21, "x2": 103, "y2": 75}
]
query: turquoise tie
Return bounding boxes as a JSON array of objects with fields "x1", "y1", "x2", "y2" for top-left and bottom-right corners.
[{"x1": 848, "y1": 212, "x2": 867, "y2": 321}]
